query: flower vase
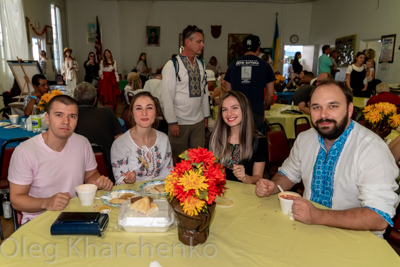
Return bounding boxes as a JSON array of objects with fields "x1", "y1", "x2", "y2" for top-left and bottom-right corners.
[
  {"x1": 372, "y1": 120, "x2": 391, "y2": 139},
  {"x1": 170, "y1": 198, "x2": 215, "y2": 246}
]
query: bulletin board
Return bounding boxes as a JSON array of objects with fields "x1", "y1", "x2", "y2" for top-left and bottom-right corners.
[{"x1": 335, "y1": 34, "x2": 357, "y2": 67}]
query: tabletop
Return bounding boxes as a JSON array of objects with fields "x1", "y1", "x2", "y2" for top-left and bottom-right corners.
[
  {"x1": 265, "y1": 104, "x2": 310, "y2": 139},
  {"x1": 275, "y1": 91, "x2": 295, "y2": 104},
  {"x1": 353, "y1": 97, "x2": 369, "y2": 109},
  {"x1": 1, "y1": 180, "x2": 398, "y2": 266},
  {"x1": 0, "y1": 118, "x2": 38, "y2": 148}
]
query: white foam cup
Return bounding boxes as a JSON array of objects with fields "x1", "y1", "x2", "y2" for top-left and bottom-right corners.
[
  {"x1": 75, "y1": 184, "x2": 98, "y2": 206},
  {"x1": 9, "y1": 114, "x2": 19, "y2": 125},
  {"x1": 278, "y1": 191, "x2": 301, "y2": 215}
]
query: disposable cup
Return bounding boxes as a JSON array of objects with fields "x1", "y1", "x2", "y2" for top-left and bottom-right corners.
[
  {"x1": 9, "y1": 114, "x2": 19, "y2": 125},
  {"x1": 75, "y1": 184, "x2": 97, "y2": 206},
  {"x1": 278, "y1": 191, "x2": 301, "y2": 215}
]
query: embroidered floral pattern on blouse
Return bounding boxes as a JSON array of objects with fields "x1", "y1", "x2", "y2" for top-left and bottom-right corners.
[
  {"x1": 310, "y1": 120, "x2": 354, "y2": 208},
  {"x1": 224, "y1": 144, "x2": 240, "y2": 170}
]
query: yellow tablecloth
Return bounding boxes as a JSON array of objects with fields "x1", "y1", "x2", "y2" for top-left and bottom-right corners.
[
  {"x1": 265, "y1": 104, "x2": 311, "y2": 139},
  {"x1": 353, "y1": 97, "x2": 369, "y2": 109},
  {"x1": 1, "y1": 181, "x2": 399, "y2": 266}
]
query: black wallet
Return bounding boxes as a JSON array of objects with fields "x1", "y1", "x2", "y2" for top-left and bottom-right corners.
[{"x1": 50, "y1": 212, "x2": 109, "y2": 237}]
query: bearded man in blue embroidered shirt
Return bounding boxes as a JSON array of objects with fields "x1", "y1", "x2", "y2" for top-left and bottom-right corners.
[{"x1": 256, "y1": 81, "x2": 399, "y2": 237}]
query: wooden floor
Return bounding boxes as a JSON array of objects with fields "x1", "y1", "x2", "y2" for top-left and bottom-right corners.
[{"x1": 0, "y1": 215, "x2": 16, "y2": 245}]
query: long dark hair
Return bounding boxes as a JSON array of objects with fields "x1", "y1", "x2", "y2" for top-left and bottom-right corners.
[
  {"x1": 137, "y1": 53, "x2": 148, "y2": 68},
  {"x1": 102, "y1": 49, "x2": 114, "y2": 68},
  {"x1": 86, "y1": 52, "x2": 97, "y2": 64},
  {"x1": 129, "y1": 91, "x2": 161, "y2": 129},
  {"x1": 209, "y1": 91, "x2": 256, "y2": 163},
  {"x1": 293, "y1": 52, "x2": 303, "y2": 74}
]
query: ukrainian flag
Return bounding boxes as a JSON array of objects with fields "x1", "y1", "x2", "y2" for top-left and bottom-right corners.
[{"x1": 271, "y1": 17, "x2": 279, "y2": 71}]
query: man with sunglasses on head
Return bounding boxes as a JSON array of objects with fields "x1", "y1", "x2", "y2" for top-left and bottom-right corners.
[{"x1": 161, "y1": 25, "x2": 210, "y2": 162}]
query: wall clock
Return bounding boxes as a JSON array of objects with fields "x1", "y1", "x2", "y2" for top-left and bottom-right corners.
[{"x1": 290, "y1": 34, "x2": 299, "y2": 44}]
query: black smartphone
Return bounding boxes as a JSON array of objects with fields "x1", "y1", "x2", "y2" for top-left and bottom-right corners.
[{"x1": 58, "y1": 212, "x2": 100, "y2": 222}]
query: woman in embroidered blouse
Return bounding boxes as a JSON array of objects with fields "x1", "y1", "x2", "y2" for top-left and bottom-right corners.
[
  {"x1": 111, "y1": 91, "x2": 173, "y2": 185},
  {"x1": 61, "y1": 47, "x2": 78, "y2": 93},
  {"x1": 209, "y1": 91, "x2": 267, "y2": 184},
  {"x1": 98, "y1": 49, "x2": 120, "y2": 110}
]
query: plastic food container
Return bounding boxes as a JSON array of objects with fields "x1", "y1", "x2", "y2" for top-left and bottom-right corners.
[{"x1": 118, "y1": 199, "x2": 175, "y2": 232}]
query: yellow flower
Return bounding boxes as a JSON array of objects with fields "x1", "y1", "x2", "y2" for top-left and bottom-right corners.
[
  {"x1": 180, "y1": 196, "x2": 206, "y2": 216},
  {"x1": 165, "y1": 173, "x2": 181, "y2": 196},
  {"x1": 178, "y1": 169, "x2": 208, "y2": 197},
  {"x1": 365, "y1": 109, "x2": 382, "y2": 124},
  {"x1": 389, "y1": 114, "x2": 400, "y2": 128}
]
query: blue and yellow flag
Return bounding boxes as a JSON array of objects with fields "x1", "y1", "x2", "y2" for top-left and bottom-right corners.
[{"x1": 271, "y1": 17, "x2": 279, "y2": 71}]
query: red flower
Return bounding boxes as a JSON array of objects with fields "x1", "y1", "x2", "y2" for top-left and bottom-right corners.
[{"x1": 187, "y1": 147, "x2": 216, "y2": 165}]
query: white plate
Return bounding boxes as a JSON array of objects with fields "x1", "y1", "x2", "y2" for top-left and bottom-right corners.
[
  {"x1": 215, "y1": 196, "x2": 235, "y2": 208},
  {"x1": 0, "y1": 122, "x2": 10, "y2": 127},
  {"x1": 388, "y1": 83, "x2": 400, "y2": 89},
  {"x1": 102, "y1": 189, "x2": 140, "y2": 207},
  {"x1": 139, "y1": 180, "x2": 167, "y2": 198},
  {"x1": 4, "y1": 125, "x2": 21, "y2": 129}
]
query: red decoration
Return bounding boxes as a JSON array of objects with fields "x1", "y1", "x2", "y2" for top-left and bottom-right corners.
[{"x1": 27, "y1": 18, "x2": 46, "y2": 36}]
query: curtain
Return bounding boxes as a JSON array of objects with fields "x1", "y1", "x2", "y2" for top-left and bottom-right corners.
[{"x1": 0, "y1": 0, "x2": 28, "y2": 94}]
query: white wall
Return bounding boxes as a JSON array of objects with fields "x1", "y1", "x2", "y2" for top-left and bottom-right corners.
[
  {"x1": 310, "y1": 0, "x2": 400, "y2": 83},
  {"x1": 64, "y1": 0, "x2": 312, "y2": 82},
  {"x1": 23, "y1": 0, "x2": 66, "y2": 60}
]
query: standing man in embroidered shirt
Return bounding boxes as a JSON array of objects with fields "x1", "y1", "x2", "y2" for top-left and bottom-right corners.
[
  {"x1": 23, "y1": 74, "x2": 49, "y2": 116},
  {"x1": 318, "y1": 45, "x2": 333, "y2": 75},
  {"x1": 224, "y1": 35, "x2": 275, "y2": 132},
  {"x1": 255, "y1": 81, "x2": 399, "y2": 237},
  {"x1": 161, "y1": 25, "x2": 210, "y2": 161}
]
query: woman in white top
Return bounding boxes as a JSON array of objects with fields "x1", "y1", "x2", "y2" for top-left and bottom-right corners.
[
  {"x1": 98, "y1": 49, "x2": 120, "y2": 110},
  {"x1": 61, "y1": 47, "x2": 78, "y2": 93},
  {"x1": 124, "y1": 72, "x2": 144, "y2": 104},
  {"x1": 111, "y1": 91, "x2": 173, "y2": 185},
  {"x1": 346, "y1": 52, "x2": 368, "y2": 97},
  {"x1": 136, "y1": 53, "x2": 152, "y2": 86}
]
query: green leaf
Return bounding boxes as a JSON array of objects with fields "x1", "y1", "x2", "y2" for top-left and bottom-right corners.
[
  {"x1": 191, "y1": 162, "x2": 202, "y2": 168},
  {"x1": 199, "y1": 190, "x2": 209, "y2": 201},
  {"x1": 179, "y1": 150, "x2": 189, "y2": 160}
]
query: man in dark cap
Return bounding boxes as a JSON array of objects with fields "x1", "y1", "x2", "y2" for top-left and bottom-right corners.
[{"x1": 224, "y1": 35, "x2": 275, "y2": 131}]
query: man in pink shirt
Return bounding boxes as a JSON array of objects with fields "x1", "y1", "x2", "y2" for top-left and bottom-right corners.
[{"x1": 9, "y1": 95, "x2": 113, "y2": 224}]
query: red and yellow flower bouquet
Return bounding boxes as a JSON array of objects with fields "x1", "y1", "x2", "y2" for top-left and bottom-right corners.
[{"x1": 165, "y1": 147, "x2": 227, "y2": 216}]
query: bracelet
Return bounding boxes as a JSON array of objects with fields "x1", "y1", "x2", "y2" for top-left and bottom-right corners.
[{"x1": 31, "y1": 95, "x2": 37, "y2": 100}]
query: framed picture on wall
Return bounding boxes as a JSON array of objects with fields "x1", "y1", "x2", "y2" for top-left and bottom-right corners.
[
  {"x1": 87, "y1": 23, "x2": 97, "y2": 44},
  {"x1": 46, "y1": 25, "x2": 53, "y2": 44},
  {"x1": 227, "y1": 33, "x2": 250, "y2": 65},
  {"x1": 335, "y1": 34, "x2": 357, "y2": 67},
  {"x1": 379, "y1": 34, "x2": 396, "y2": 63},
  {"x1": 146, "y1": 26, "x2": 160, "y2": 46}
]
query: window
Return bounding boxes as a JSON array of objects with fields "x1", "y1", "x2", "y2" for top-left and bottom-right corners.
[
  {"x1": 31, "y1": 37, "x2": 44, "y2": 61},
  {"x1": 51, "y1": 4, "x2": 62, "y2": 73}
]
